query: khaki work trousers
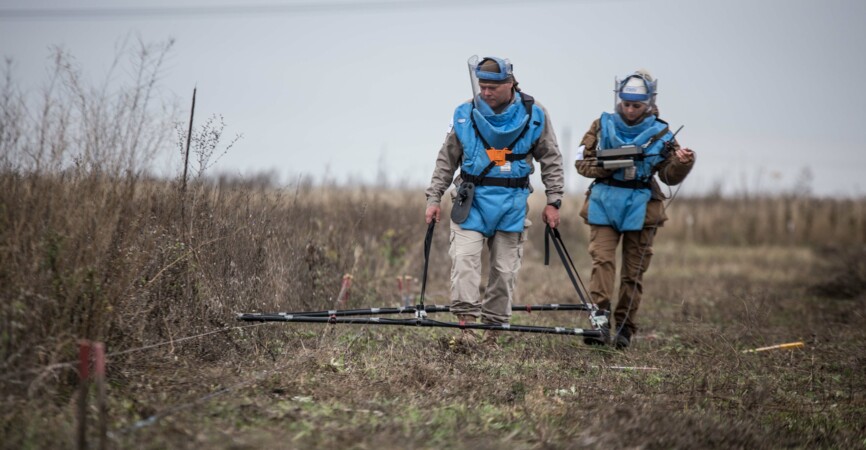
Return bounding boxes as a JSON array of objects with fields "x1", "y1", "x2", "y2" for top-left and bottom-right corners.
[
  {"x1": 448, "y1": 220, "x2": 524, "y2": 324},
  {"x1": 588, "y1": 225, "x2": 657, "y2": 334}
]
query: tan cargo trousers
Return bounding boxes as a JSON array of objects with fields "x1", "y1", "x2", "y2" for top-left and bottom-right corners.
[
  {"x1": 588, "y1": 225, "x2": 657, "y2": 334},
  {"x1": 448, "y1": 220, "x2": 524, "y2": 324}
]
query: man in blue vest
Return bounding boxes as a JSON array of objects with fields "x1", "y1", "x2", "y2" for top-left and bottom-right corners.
[
  {"x1": 425, "y1": 56, "x2": 565, "y2": 346},
  {"x1": 576, "y1": 69, "x2": 695, "y2": 349}
]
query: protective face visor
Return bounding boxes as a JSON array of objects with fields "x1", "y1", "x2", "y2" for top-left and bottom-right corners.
[
  {"x1": 614, "y1": 72, "x2": 658, "y2": 111},
  {"x1": 467, "y1": 55, "x2": 513, "y2": 109}
]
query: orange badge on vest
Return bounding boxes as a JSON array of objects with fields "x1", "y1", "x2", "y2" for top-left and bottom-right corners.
[{"x1": 485, "y1": 148, "x2": 512, "y2": 166}]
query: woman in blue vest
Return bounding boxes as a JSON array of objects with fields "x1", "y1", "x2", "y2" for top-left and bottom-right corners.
[
  {"x1": 425, "y1": 56, "x2": 565, "y2": 346},
  {"x1": 576, "y1": 70, "x2": 695, "y2": 349}
]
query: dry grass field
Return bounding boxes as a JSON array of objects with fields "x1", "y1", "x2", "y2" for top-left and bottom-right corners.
[
  {"x1": 2, "y1": 42, "x2": 865, "y2": 449},
  {"x1": 1, "y1": 175, "x2": 865, "y2": 449}
]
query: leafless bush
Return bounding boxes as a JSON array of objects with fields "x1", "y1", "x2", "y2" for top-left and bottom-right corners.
[
  {"x1": 1, "y1": 38, "x2": 175, "y2": 176},
  {"x1": 176, "y1": 113, "x2": 242, "y2": 181}
]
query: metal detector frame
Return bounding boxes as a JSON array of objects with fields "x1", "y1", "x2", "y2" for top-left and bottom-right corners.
[{"x1": 237, "y1": 223, "x2": 606, "y2": 339}]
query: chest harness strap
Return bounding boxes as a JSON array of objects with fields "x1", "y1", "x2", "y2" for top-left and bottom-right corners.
[{"x1": 465, "y1": 93, "x2": 539, "y2": 188}]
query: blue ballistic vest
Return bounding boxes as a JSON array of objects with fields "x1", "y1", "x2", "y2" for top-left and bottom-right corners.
[
  {"x1": 453, "y1": 92, "x2": 545, "y2": 237},
  {"x1": 587, "y1": 112, "x2": 672, "y2": 232}
]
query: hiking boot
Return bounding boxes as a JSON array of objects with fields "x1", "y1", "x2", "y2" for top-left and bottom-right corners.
[
  {"x1": 446, "y1": 328, "x2": 478, "y2": 351},
  {"x1": 481, "y1": 330, "x2": 500, "y2": 348},
  {"x1": 583, "y1": 323, "x2": 610, "y2": 346},
  {"x1": 455, "y1": 314, "x2": 479, "y2": 346},
  {"x1": 460, "y1": 329, "x2": 479, "y2": 345},
  {"x1": 584, "y1": 309, "x2": 611, "y2": 346},
  {"x1": 614, "y1": 327, "x2": 633, "y2": 350}
]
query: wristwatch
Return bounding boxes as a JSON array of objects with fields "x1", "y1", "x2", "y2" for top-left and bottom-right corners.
[{"x1": 547, "y1": 199, "x2": 561, "y2": 209}]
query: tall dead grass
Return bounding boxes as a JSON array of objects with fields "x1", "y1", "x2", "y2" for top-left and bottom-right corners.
[
  {"x1": 0, "y1": 172, "x2": 435, "y2": 384},
  {"x1": 663, "y1": 196, "x2": 866, "y2": 246}
]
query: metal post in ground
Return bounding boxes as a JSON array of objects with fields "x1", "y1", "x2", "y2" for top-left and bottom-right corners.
[{"x1": 181, "y1": 87, "x2": 196, "y2": 196}]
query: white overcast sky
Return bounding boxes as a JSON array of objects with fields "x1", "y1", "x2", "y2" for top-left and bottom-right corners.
[{"x1": 1, "y1": 0, "x2": 865, "y2": 197}]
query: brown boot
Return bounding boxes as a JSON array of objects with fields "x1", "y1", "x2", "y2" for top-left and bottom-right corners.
[
  {"x1": 481, "y1": 330, "x2": 500, "y2": 348},
  {"x1": 455, "y1": 315, "x2": 478, "y2": 345}
]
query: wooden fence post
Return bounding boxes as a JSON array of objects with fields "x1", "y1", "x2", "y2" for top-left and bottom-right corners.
[
  {"x1": 93, "y1": 342, "x2": 107, "y2": 450},
  {"x1": 77, "y1": 340, "x2": 92, "y2": 450},
  {"x1": 336, "y1": 274, "x2": 353, "y2": 307}
]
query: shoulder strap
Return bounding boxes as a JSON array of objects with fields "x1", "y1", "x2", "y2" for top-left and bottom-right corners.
[{"x1": 520, "y1": 92, "x2": 535, "y2": 115}]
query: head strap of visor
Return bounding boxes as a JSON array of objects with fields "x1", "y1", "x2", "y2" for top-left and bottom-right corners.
[
  {"x1": 475, "y1": 56, "x2": 513, "y2": 82},
  {"x1": 617, "y1": 73, "x2": 657, "y2": 102}
]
